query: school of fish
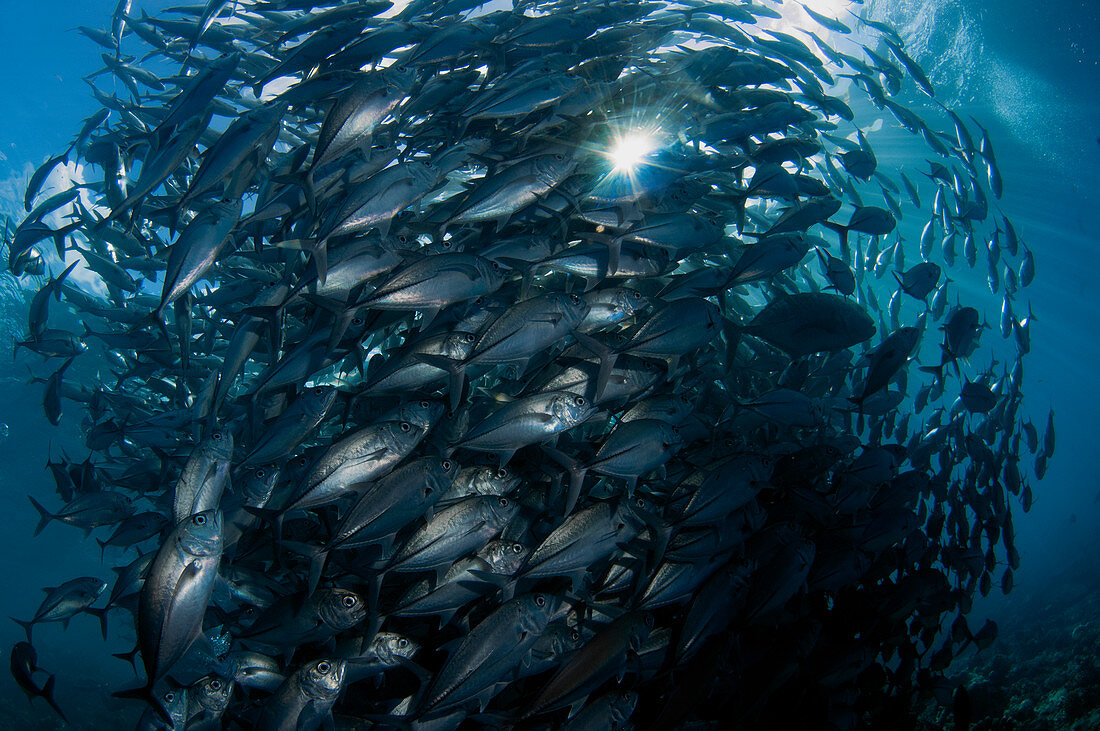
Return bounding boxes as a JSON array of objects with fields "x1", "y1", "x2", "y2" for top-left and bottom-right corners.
[{"x1": 3, "y1": 0, "x2": 1055, "y2": 728}]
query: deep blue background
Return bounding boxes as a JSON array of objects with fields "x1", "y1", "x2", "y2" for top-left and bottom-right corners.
[{"x1": 0, "y1": 1, "x2": 1096, "y2": 727}]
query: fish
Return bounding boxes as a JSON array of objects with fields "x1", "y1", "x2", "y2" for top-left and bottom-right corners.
[{"x1": 9, "y1": 641, "x2": 68, "y2": 723}]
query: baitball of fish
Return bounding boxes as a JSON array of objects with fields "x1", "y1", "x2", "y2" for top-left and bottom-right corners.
[{"x1": 5, "y1": 0, "x2": 1050, "y2": 729}]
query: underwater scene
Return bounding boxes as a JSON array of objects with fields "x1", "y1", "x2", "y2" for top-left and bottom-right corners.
[{"x1": 0, "y1": 0, "x2": 1097, "y2": 728}]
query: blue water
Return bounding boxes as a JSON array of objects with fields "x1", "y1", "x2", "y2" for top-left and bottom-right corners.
[{"x1": 0, "y1": 0, "x2": 1097, "y2": 727}]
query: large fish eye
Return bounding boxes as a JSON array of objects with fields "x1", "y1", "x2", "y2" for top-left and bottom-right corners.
[
  {"x1": 352, "y1": 316, "x2": 364, "y2": 325},
  {"x1": 398, "y1": 638, "x2": 408, "y2": 648},
  {"x1": 164, "y1": 692, "x2": 175, "y2": 703},
  {"x1": 534, "y1": 594, "x2": 546, "y2": 607},
  {"x1": 512, "y1": 543, "x2": 523, "y2": 553},
  {"x1": 441, "y1": 459, "x2": 452, "y2": 471},
  {"x1": 317, "y1": 661, "x2": 331, "y2": 674},
  {"x1": 193, "y1": 514, "x2": 207, "y2": 526},
  {"x1": 313, "y1": 387, "x2": 325, "y2": 396},
  {"x1": 400, "y1": 422, "x2": 412, "y2": 432},
  {"x1": 463, "y1": 333, "x2": 476, "y2": 343},
  {"x1": 419, "y1": 399, "x2": 430, "y2": 408},
  {"x1": 497, "y1": 497, "x2": 509, "y2": 507},
  {"x1": 441, "y1": 240, "x2": 452, "y2": 249},
  {"x1": 570, "y1": 630, "x2": 580, "y2": 641},
  {"x1": 342, "y1": 595, "x2": 357, "y2": 608},
  {"x1": 574, "y1": 396, "x2": 586, "y2": 406},
  {"x1": 255, "y1": 469, "x2": 266, "y2": 479},
  {"x1": 212, "y1": 432, "x2": 223, "y2": 441},
  {"x1": 554, "y1": 153, "x2": 564, "y2": 160},
  {"x1": 209, "y1": 679, "x2": 221, "y2": 690},
  {"x1": 569, "y1": 293, "x2": 581, "y2": 304}
]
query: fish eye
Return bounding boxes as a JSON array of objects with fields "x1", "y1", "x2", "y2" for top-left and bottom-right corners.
[
  {"x1": 554, "y1": 153, "x2": 564, "y2": 160},
  {"x1": 342, "y1": 595, "x2": 357, "y2": 608},
  {"x1": 569, "y1": 293, "x2": 581, "y2": 304},
  {"x1": 496, "y1": 467, "x2": 508, "y2": 478},
  {"x1": 463, "y1": 333, "x2": 476, "y2": 343},
  {"x1": 497, "y1": 497, "x2": 509, "y2": 507},
  {"x1": 441, "y1": 240, "x2": 452, "y2": 248},
  {"x1": 512, "y1": 543, "x2": 523, "y2": 553},
  {"x1": 441, "y1": 459, "x2": 452, "y2": 470},
  {"x1": 400, "y1": 422, "x2": 412, "y2": 432},
  {"x1": 212, "y1": 432, "x2": 222, "y2": 441},
  {"x1": 255, "y1": 469, "x2": 266, "y2": 479},
  {"x1": 317, "y1": 661, "x2": 331, "y2": 674},
  {"x1": 193, "y1": 514, "x2": 207, "y2": 526},
  {"x1": 398, "y1": 638, "x2": 408, "y2": 648},
  {"x1": 164, "y1": 692, "x2": 175, "y2": 703},
  {"x1": 571, "y1": 630, "x2": 580, "y2": 641},
  {"x1": 352, "y1": 317, "x2": 364, "y2": 325},
  {"x1": 635, "y1": 497, "x2": 647, "y2": 509},
  {"x1": 209, "y1": 679, "x2": 221, "y2": 690},
  {"x1": 314, "y1": 387, "x2": 325, "y2": 395},
  {"x1": 534, "y1": 594, "x2": 546, "y2": 607},
  {"x1": 574, "y1": 396, "x2": 586, "y2": 406},
  {"x1": 419, "y1": 399, "x2": 430, "y2": 408}
]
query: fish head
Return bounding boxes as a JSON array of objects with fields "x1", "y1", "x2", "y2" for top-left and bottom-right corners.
[
  {"x1": 300, "y1": 658, "x2": 346, "y2": 701},
  {"x1": 465, "y1": 464, "x2": 521, "y2": 496},
  {"x1": 156, "y1": 684, "x2": 190, "y2": 726},
  {"x1": 201, "y1": 428, "x2": 235, "y2": 462},
  {"x1": 177, "y1": 510, "x2": 223, "y2": 557},
  {"x1": 371, "y1": 632, "x2": 419, "y2": 664},
  {"x1": 478, "y1": 257, "x2": 510, "y2": 293},
  {"x1": 522, "y1": 592, "x2": 567, "y2": 626},
  {"x1": 612, "y1": 287, "x2": 650, "y2": 317},
  {"x1": 443, "y1": 331, "x2": 478, "y2": 359},
  {"x1": 241, "y1": 465, "x2": 280, "y2": 505},
  {"x1": 319, "y1": 588, "x2": 367, "y2": 631},
  {"x1": 191, "y1": 674, "x2": 233, "y2": 713},
  {"x1": 302, "y1": 386, "x2": 339, "y2": 418},
  {"x1": 398, "y1": 398, "x2": 444, "y2": 431},
  {"x1": 481, "y1": 539, "x2": 529, "y2": 574},
  {"x1": 549, "y1": 391, "x2": 596, "y2": 427},
  {"x1": 484, "y1": 495, "x2": 520, "y2": 527}
]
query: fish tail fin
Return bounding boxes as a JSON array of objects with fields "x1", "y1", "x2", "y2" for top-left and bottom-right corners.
[
  {"x1": 542, "y1": 445, "x2": 586, "y2": 515},
  {"x1": 414, "y1": 354, "x2": 467, "y2": 412},
  {"x1": 11, "y1": 617, "x2": 34, "y2": 642},
  {"x1": 40, "y1": 674, "x2": 68, "y2": 724},
  {"x1": 86, "y1": 606, "x2": 110, "y2": 640},
  {"x1": 847, "y1": 396, "x2": 866, "y2": 431},
  {"x1": 114, "y1": 681, "x2": 171, "y2": 724},
  {"x1": 919, "y1": 363, "x2": 945, "y2": 386},
  {"x1": 303, "y1": 167, "x2": 318, "y2": 217},
  {"x1": 28, "y1": 496, "x2": 53, "y2": 537},
  {"x1": 572, "y1": 331, "x2": 616, "y2": 403},
  {"x1": 112, "y1": 645, "x2": 141, "y2": 673},
  {"x1": 281, "y1": 540, "x2": 328, "y2": 595}
]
